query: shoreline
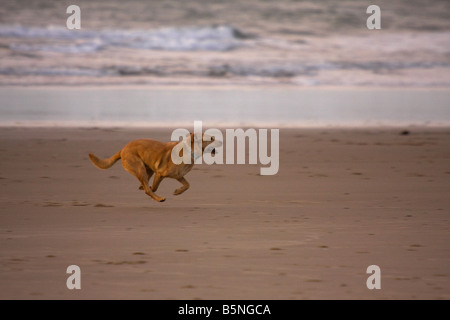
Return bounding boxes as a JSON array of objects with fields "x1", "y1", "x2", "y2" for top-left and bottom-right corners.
[
  {"x1": 0, "y1": 84, "x2": 449, "y2": 91},
  {"x1": 0, "y1": 124, "x2": 449, "y2": 129},
  {"x1": 1, "y1": 87, "x2": 449, "y2": 128}
]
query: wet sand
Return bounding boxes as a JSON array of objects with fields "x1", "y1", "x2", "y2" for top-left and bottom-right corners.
[{"x1": 0, "y1": 126, "x2": 449, "y2": 299}]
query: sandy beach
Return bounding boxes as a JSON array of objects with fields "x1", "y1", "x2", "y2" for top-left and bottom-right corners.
[{"x1": 0, "y1": 126, "x2": 449, "y2": 299}]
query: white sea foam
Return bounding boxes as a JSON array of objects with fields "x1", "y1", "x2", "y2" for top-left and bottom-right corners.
[{"x1": 0, "y1": 24, "x2": 246, "y2": 53}]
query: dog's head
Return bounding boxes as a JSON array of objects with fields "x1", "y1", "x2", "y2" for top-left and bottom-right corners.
[
  {"x1": 172, "y1": 132, "x2": 222, "y2": 165},
  {"x1": 182, "y1": 132, "x2": 223, "y2": 159},
  {"x1": 186, "y1": 133, "x2": 217, "y2": 155}
]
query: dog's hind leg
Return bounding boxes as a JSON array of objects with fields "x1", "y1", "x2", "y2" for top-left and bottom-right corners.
[
  {"x1": 173, "y1": 177, "x2": 190, "y2": 195},
  {"x1": 139, "y1": 166, "x2": 154, "y2": 190},
  {"x1": 122, "y1": 156, "x2": 165, "y2": 202},
  {"x1": 151, "y1": 173, "x2": 164, "y2": 192}
]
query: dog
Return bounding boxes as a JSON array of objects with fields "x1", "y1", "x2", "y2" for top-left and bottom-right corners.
[{"x1": 89, "y1": 133, "x2": 216, "y2": 202}]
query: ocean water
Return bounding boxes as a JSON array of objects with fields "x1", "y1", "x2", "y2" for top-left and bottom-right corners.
[
  {"x1": 0, "y1": 1, "x2": 448, "y2": 127},
  {"x1": 0, "y1": 0, "x2": 449, "y2": 87},
  {"x1": 0, "y1": 87, "x2": 448, "y2": 127}
]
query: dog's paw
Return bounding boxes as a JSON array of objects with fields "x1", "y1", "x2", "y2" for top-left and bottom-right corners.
[
  {"x1": 159, "y1": 197, "x2": 166, "y2": 202},
  {"x1": 138, "y1": 185, "x2": 144, "y2": 190},
  {"x1": 173, "y1": 189, "x2": 183, "y2": 196}
]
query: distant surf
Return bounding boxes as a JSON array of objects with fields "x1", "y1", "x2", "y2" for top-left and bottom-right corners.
[
  {"x1": 1, "y1": 23, "x2": 449, "y2": 86},
  {"x1": 0, "y1": 0, "x2": 449, "y2": 87},
  {"x1": 0, "y1": 24, "x2": 249, "y2": 53}
]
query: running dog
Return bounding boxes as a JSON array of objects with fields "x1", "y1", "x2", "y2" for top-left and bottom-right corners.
[{"x1": 89, "y1": 133, "x2": 216, "y2": 202}]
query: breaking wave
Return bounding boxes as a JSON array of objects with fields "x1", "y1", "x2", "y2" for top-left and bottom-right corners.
[{"x1": 0, "y1": 24, "x2": 249, "y2": 53}]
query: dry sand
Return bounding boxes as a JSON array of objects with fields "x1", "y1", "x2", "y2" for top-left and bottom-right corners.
[{"x1": 0, "y1": 126, "x2": 449, "y2": 299}]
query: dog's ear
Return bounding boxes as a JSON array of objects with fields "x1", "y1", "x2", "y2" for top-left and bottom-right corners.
[
  {"x1": 183, "y1": 134, "x2": 192, "y2": 145},
  {"x1": 184, "y1": 133, "x2": 194, "y2": 143}
]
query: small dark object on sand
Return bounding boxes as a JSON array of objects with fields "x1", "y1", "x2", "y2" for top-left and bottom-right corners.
[{"x1": 400, "y1": 130, "x2": 410, "y2": 135}]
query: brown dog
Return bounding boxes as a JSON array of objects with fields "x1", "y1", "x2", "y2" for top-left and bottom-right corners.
[{"x1": 89, "y1": 133, "x2": 215, "y2": 202}]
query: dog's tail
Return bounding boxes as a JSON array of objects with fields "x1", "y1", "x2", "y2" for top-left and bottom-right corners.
[{"x1": 89, "y1": 151, "x2": 121, "y2": 169}]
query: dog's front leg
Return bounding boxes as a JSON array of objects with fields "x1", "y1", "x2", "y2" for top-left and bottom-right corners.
[{"x1": 174, "y1": 177, "x2": 190, "y2": 195}]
